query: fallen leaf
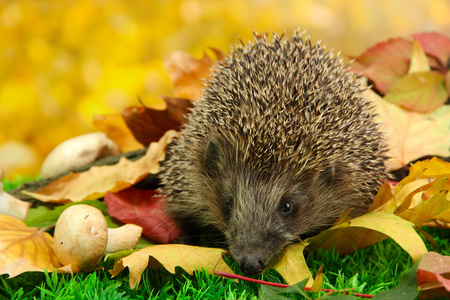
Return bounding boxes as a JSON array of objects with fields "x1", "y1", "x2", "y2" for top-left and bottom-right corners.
[
  {"x1": 0, "y1": 177, "x2": 31, "y2": 221},
  {"x1": 412, "y1": 32, "x2": 450, "y2": 69},
  {"x1": 306, "y1": 212, "x2": 427, "y2": 262},
  {"x1": 164, "y1": 50, "x2": 221, "y2": 100},
  {"x1": 92, "y1": 113, "x2": 143, "y2": 152},
  {"x1": 408, "y1": 40, "x2": 431, "y2": 74},
  {"x1": 110, "y1": 244, "x2": 233, "y2": 288},
  {"x1": 22, "y1": 130, "x2": 179, "y2": 203},
  {"x1": 367, "y1": 89, "x2": 450, "y2": 170},
  {"x1": 269, "y1": 241, "x2": 313, "y2": 286},
  {"x1": 121, "y1": 97, "x2": 193, "y2": 146},
  {"x1": 384, "y1": 71, "x2": 447, "y2": 113},
  {"x1": 350, "y1": 37, "x2": 412, "y2": 94},
  {"x1": 417, "y1": 252, "x2": 450, "y2": 298},
  {"x1": 0, "y1": 215, "x2": 61, "y2": 277},
  {"x1": 104, "y1": 188, "x2": 180, "y2": 243}
]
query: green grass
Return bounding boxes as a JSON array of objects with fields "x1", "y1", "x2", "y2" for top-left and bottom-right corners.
[{"x1": 1, "y1": 178, "x2": 449, "y2": 299}]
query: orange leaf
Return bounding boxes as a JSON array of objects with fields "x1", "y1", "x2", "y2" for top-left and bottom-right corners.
[
  {"x1": 418, "y1": 252, "x2": 450, "y2": 298},
  {"x1": 92, "y1": 113, "x2": 143, "y2": 152},
  {"x1": 22, "y1": 130, "x2": 179, "y2": 203},
  {"x1": 164, "y1": 51, "x2": 221, "y2": 100},
  {"x1": 110, "y1": 244, "x2": 233, "y2": 289},
  {"x1": 0, "y1": 215, "x2": 61, "y2": 277}
]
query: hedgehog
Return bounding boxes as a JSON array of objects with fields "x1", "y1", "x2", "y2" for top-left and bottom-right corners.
[{"x1": 159, "y1": 30, "x2": 388, "y2": 275}]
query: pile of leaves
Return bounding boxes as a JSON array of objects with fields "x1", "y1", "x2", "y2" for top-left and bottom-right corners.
[{"x1": 1, "y1": 31, "x2": 450, "y2": 299}]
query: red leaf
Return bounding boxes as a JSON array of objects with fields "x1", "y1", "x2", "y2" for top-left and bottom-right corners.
[
  {"x1": 350, "y1": 37, "x2": 412, "y2": 94},
  {"x1": 413, "y1": 32, "x2": 450, "y2": 68},
  {"x1": 104, "y1": 188, "x2": 180, "y2": 244},
  {"x1": 417, "y1": 252, "x2": 450, "y2": 294}
]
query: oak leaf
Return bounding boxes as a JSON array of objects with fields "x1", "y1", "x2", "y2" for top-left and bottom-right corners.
[
  {"x1": 22, "y1": 130, "x2": 179, "y2": 203},
  {"x1": 0, "y1": 215, "x2": 61, "y2": 277},
  {"x1": 306, "y1": 212, "x2": 427, "y2": 262},
  {"x1": 104, "y1": 188, "x2": 180, "y2": 244},
  {"x1": 269, "y1": 241, "x2": 313, "y2": 286},
  {"x1": 110, "y1": 244, "x2": 233, "y2": 289}
]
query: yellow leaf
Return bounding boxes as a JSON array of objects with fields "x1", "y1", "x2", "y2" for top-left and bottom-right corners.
[
  {"x1": 109, "y1": 244, "x2": 233, "y2": 289},
  {"x1": 92, "y1": 113, "x2": 143, "y2": 152},
  {"x1": 408, "y1": 40, "x2": 431, "y2": 74},
  {"x1": 0, "y1": 215, "x2": 61, "y2": 277},
  {"x1": 22, "y1": 130, "x2": 179, "y2": 202},
  {"x1": 307, "y1": 212, "x2": 427, "y2": 262},
  {"x1": 270, "y1": 241, "x2": 313, "y2": 286}
]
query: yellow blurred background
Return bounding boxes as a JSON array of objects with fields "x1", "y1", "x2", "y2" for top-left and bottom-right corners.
[{"x1": 1, "y1": 0, "x2": 449, "y2": 178}]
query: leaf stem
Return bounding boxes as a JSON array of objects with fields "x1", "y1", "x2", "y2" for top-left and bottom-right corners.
[{"x1": 213, "y1": 271, "x2": 374, "y2": 298}]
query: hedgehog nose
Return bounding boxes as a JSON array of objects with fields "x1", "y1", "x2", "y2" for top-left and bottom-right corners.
[{"x1": 240, "y1": 255, "x2": 266, "y2": 275}]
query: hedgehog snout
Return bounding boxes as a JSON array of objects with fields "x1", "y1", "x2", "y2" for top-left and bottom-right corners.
[{"x1": 240, "y1": 254, "x2": 266, "y2": 275}]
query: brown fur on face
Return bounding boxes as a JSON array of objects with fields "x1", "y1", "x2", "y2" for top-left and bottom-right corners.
[{"x1": 159, "y1": 30, "x2": 388, "y2": 275}]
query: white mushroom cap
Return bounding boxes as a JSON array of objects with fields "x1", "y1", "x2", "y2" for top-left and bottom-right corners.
[
  {"x1": 41, "y1": 132, "x2": 120, "y2": 179},
  {"x1": 53, "y1": 204, "x2": 108, "y2": 272}
]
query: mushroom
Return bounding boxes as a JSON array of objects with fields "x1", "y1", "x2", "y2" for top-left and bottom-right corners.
[
  {"x1": 41, "y1": 132, "x2": 121, "y2": 179},
  {"x1": 53, "y1": 204, "x2": 142, "y2": 272}
]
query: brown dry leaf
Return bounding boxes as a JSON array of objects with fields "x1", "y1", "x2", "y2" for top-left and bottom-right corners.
[
  {"x1": 0, "y1": 215, "x2": 61, "y2": 277},
  {"x1": 22, "y1": 130, "x2": 179, "y2": 203},
  {"x1": 269, "y1": 241, "x2": 313, "y2": 286},
  {"x1": 121, "y1": 97, "x2": 194, "y2": 146},
  {"x1": 164, "y1": 50, "x2": 221, "y2": 101},
  {"x1": 367, "y1": 89, "x2": 450, "y2": 170},
  {"x1": 92, "y1": 113, "x2": 143, "y2": 152},
  {"x1": 110, "y1": 244, "x2": 233, "y2": 289}
]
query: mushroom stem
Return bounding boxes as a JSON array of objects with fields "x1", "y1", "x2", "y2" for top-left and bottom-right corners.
[{"x1": 106, "y1": 224, "x2": 143, "y2": 254}]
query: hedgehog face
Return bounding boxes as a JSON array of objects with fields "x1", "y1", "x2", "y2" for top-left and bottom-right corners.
[{"x1": 202, "y1": 137, "x2": 360, "y2": 275}]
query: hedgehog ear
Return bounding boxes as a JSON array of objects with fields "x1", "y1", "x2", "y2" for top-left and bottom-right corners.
[{"x1": 204, "y1": 139, "x2": 222, "y2": 176}]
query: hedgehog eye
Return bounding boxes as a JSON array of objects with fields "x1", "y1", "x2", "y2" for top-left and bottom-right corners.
[
  {"x1": 280, "y1": 201, "x2": 293, "y2": 215},
  {"x1": 224, "y1": 196, "x2": 233, "y2": 210}
]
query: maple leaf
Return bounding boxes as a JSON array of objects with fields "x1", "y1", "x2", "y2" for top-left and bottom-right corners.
[
  {"x1": 22, "y1": 130, "x2": 179, "y2": 203},
  {"x1": 121, "y1": 97, "x2": 194, "y2": 146},
  {"x1": 164, "y1": 50, "x2": 222, "y2": 101},
  {"x1": 110, "y1": 244, "x2": 233, "y2": 289},
  {"x1": 0, "y1": 215, "x2": 61, "y2": 277},
  {"x1": 104, "y1": 188, "x2": 180, "y2": 244}
]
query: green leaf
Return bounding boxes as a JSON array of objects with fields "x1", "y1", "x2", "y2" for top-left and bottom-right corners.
[
  {"x1": 384, "y1": 71, "x2": 447, "y2": 113},
  {"x1": 372, "y1": 260, "x2": 420, "y2": 299},
  {"x1": 24, "y1": 200, "x2": 117, "y2": 229},
  {"x1": 259, "y1": 277, "x2": 310, "y2": 299}
]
